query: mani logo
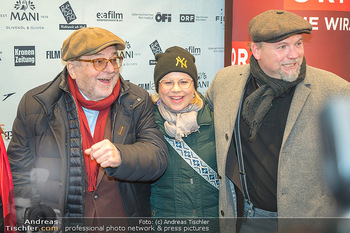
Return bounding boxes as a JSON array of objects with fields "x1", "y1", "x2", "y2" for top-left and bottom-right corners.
[
  {"x1": 14, "y1": 0, "x2": 35, "y2": 11},
  {"x1": 11, "y1": 0, "x2": 39, "y2": 21}
]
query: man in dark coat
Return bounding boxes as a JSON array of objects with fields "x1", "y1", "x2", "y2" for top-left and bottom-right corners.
[{"x1": 7, "y1": 27, "x2": 168, "y2": 231}]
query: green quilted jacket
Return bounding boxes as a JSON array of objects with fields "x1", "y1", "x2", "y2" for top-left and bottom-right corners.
[{"x1": 151, "y1": 94, "x2": 219, "y2": 219}]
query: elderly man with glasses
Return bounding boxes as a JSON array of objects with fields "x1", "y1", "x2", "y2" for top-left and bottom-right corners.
[{"x1": 7, "y1": 27, "x2": 168, "y2": 229}]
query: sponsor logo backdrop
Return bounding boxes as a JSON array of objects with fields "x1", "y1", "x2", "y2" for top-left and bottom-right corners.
[
  {"x1": 0, "y1": 0, "x2": 225, "y2": 147},
  {"x1": 230, "y1": 0, "x2": 350, "y2": 83}
]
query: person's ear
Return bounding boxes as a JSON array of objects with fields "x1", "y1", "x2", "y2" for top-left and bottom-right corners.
[
  {"x1": 251, "y1": 43, "x2": 261, "y2": 61},
  {"x1": 66, "y1": 61, "x2": 77, "y2": 79}
]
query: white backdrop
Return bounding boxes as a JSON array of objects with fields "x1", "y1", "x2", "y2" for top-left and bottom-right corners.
[{"x1": 0, "y1": 0, "x2": 225, "y2": 147}]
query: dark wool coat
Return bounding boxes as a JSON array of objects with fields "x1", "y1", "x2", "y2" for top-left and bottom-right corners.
[{"x1": 7, "y1": 67, "x2": 168, "y2": 223}]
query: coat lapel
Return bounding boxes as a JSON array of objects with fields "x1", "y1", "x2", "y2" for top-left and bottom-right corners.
[
  {"x1": 281, "y1": 81, "x2": 311, "y2": 150},
  {"x1": 215, "y1": 67, "x2": 250, "y2": 195},
  {"x1": 217, "y1": 71, "x2": 249, "y2": 158}
]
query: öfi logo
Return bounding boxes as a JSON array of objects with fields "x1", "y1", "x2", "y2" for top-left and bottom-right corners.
[
  {"x1": 59, "y1": 1, "x2": 77, "y2": 24},
  {"x1": 14, "y1": 46, "x2": 35, "y2": 66},
  {"x1": 10, "y1": 0, "x2": 39, "y2": 21},
  {"x1": 155, "y1": 12, "x2": 171, "y2": 22}
]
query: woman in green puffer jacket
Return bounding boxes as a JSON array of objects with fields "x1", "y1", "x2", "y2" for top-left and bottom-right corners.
[{"x1": 150, "y1": 46, "x2": 219, "y2": 233}]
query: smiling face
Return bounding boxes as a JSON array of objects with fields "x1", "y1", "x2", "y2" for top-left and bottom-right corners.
[
  {"x1": 158, "y1": 72, "x2": 195, "y2": 112},
  {"x1": 251, "y1": 34, "x2": 304, "y2": 82},
  {"x1": 67, "y1": 45, "x2": 119, "y2": 101}
]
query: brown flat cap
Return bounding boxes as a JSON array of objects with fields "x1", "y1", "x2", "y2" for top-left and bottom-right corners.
[
  {"x1": 62, "y1": 27, "x2": 125, "y2": 61},
  {"x1": 249, "y1": 10, "x2": 312, "y2": 43}
]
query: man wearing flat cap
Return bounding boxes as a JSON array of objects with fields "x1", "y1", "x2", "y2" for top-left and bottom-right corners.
[
  {"x1": 205, "y1": 10, "x2": 350, "y2": 233},
  {"x1": 8, "y1": 27, "x2": 168, "y2": 228}
]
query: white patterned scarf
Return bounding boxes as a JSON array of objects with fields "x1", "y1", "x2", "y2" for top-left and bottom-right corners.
[{"x1": 157, "y1": 98, "x2": 203, "y2": 141}]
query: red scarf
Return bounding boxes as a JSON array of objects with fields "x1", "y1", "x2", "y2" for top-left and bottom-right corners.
[{"x1": 67, "y1": 75, "x2": 120, "y2": 191}]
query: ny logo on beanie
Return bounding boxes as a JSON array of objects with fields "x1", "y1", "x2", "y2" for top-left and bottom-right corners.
[{"x1": 176, "y1": 56, "x2": 187, "y2": 68}]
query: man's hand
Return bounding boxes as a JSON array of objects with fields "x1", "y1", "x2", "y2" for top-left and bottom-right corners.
[{"x1": 85, "y1": 139, "x2": 122, "y2": 168}]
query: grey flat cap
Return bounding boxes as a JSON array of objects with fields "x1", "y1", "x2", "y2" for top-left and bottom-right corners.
[{"x1": 249, "y1": 10, "x2": 312, "y2": 43}]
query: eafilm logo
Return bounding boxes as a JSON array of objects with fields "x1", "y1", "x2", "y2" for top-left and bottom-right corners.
[{"x1": 96, "y1": 11, "x2": 123, "y2": 22}]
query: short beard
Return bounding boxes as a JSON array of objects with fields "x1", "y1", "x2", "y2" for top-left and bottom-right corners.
[{"x1": 279, "y1": 61, "x2": 301, "y2": 82}]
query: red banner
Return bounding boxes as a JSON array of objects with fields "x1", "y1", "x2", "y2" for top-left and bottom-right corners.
[
  {"x1": 230, "y1": 0, "x2": 350, "y2": 81},
  {"x1": 284, "y1": 0, "x2": 350, "y2": 12}
]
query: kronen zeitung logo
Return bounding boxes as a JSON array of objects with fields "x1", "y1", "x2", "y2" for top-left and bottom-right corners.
[{"x1": 14, "y1": 46, "x2": 35, "y2": 66}]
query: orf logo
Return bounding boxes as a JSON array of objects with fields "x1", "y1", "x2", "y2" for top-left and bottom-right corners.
[
  {"x1": 155, "y1": 12, "x2": 171, "y2": 22},
  {"x1": 231, "y1": 41, "x2": 251, "y2": 65},
  {"x1": 180, "y1": 14, "x2": 195, "y2": 22},
  {"x1": 176, "y1": 56, "x2": 187, "y2": 68}
]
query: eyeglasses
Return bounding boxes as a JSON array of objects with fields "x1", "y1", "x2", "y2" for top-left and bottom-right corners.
[
  {"x1": 76, "y1": 56, "x2": 123, "y2": 71},
  {"x1": 159, "y1": 78, "x2": 193, "y2": 90}
]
